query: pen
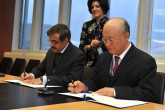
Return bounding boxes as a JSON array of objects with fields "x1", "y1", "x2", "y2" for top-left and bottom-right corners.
[
  {"x1": 81, "y1": 91, "x2": 93, "y2": 101},
  {"x1": 24, "y1": 71, "x2": 26, "y2": 79},
  {"x1": 72, "y1": 80, "x2": 76, "y2": 89},
  {"x1": 81, "y1": 91, "x2": 92, "y2": 94}
]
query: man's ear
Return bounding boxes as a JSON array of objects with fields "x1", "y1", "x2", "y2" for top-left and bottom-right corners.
[
  {"x1": 63, "y1": 38, "x2": 69, "y2": 43},
  {"x1": 125, "y1": 32, "x2": 130, "y2": 40}
]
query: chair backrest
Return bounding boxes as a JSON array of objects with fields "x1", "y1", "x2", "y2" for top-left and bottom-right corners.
[
  {"x1": 0, "y1": 57, "x2": 12, "y2": 74},
  {"x1": 8, "y1": 58, "x2": 26, "y2": 76},
  {"x1": 81, "y1": 66, "x2": 94, "y2": 81},
  {"x1": 25, "y1": 59, "x2": 40, "y2": 73},
  {"x1": 155, "y1": 72, "x2": 165, "y2": 104}
]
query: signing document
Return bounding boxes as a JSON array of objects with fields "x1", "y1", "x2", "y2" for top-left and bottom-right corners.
[
  {"x1": 59, "y1": 92, "x2": 147, "y2": 108},
  {"x1": 3, "y1": 80, "x2": 62, "y2": 88}
]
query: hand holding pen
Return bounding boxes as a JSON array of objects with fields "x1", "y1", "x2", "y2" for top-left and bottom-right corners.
[
  {"x1": 20, "y1": 71, "x2": 26, "y2": 80},
  {"x1": 68, "y1": 80, "x2": 88, "y2": 93},
  {"x1": 20, "y1": 72, "x2": 33, "y2": 80},
  {"x1": 72, "y1": 80, "x2": 76, "y2": 90},
  {"x1": 24, "y1": 71, "x2": 26, "y2": 78}
]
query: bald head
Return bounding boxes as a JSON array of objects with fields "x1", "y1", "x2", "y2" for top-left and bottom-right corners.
[
  {"x1": 102, "y1": 18, "x2": 130, "y2": 55},
  {"x1": 104, "y1": 18, "x2": 130, "y2": 35}
]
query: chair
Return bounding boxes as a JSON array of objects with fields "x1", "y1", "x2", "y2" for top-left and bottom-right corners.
[
  {"x1": 0, "y1": 57, "x2": 12, "y2": 74},
  {"x1": 154, "y1": 72, "x2": 165, "y2": 104},
  {"x1": 8, "y1": 58, "x2": 26, "y2": 76},
  {"x1": 25, "y1": 59, "x2": 40, "y2": 73},
  {"x1": 81, "y1": 66, "x2": 94, "y2": 81}
]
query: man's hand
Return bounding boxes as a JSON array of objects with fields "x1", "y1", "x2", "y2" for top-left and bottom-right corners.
[
  {"x1": 21, "y1": 79, "x2": 31, "y2": 84},
  {"x1": 20, "y1": 72, "x2": 33, "y2": 80},
  {"x1": 27, "y1": 78, "x2": 42, "y2": 85},
  {"x1": 68, "y1": 81, "x2": 87, "y2": 93},
  {"x1": 95, "y1": 87, "x2": 114, "y2": 97}
]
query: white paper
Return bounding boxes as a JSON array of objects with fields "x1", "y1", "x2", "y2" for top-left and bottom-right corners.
[
  {"x1": 58, "y1": 92, "x2": 147, "y2": 108},
  {"x1": 3, "y1": 80, "x2": 62, "y2": 88},
  {"x1": 86, "y1": 94, "x2": 147, "y2": 108},
  {"x1": 58, "y1": 92, "x2": 85, "y2": 98}
]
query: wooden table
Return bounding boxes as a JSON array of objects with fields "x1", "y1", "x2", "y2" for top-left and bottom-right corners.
[
  {"x1": 1, "y1": 75, "x2": 165, "y2": 110},
  {"x1": 0, "y1": 74, "x2": 19, "y2": 83},
  {"x1": 12, "y1": 101, "x2": 165, "y2": 110}
]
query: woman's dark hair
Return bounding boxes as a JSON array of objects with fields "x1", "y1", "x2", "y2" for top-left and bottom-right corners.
[{"x1": 87, "y1": 0, "x2": 109, "y2": 14}]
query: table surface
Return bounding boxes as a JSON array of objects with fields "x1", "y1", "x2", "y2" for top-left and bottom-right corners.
[
  {"x1": 1, "y1": 75, "x2": 165, "y2": 110},
  {"x1": 0, "y1": 74, "x2": 19, "y2": 83},
  {"x1": 12, "y1": 101, "x2": 165, "y2": 110}
]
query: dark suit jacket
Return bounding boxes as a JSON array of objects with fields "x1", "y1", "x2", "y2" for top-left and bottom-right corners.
[
  {"x1": 83, "y1": 43, "x2": 157, "y2": 102},
  {"x1": 32, "y1": 42, "x2": 85, "y2": 86}
]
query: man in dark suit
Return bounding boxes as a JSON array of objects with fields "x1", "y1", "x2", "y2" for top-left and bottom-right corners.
[
  {"x1": 68, "y1": 18, "x2": 157, "y2": 102},
  {"x1": 21, "y1": 24, "x2": 85, "y2": 86}
]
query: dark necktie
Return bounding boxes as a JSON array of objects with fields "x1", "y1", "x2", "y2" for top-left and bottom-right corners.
[
  {"x1": 54, "y1": 53, "x2": 62, "y2": 68},
  {"x1": 110, "y1": 56, "x2": 120, "y2": 77}
]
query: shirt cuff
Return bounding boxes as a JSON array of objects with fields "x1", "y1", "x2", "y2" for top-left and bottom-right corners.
[
  {"x1": 114, "y1": 88, "x2": 116, "y2": 97},
  {"x1": 42, "y1": 76, "x2": 47, "y2": 85},
  {"x1": 29, "y1": 73, "x2": 35, "y2": 79}
]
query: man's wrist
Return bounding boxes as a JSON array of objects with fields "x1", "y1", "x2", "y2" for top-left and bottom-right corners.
[
  {"x1": 40, "y1": 76, "x2": 43, "y2": 82},
  {"x1": 83, "y1": 84, "x2": 88, "y2": 91},
  {"x1": 29, "y1": 73, "x2": 35, "y2": 79}
]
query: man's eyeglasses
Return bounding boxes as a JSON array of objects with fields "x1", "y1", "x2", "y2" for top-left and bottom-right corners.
[
  {"x1": 48, "y1": 39, "x2": 59, "y2": 45},
  {"x1": 102, "y1": 33, "x2": 125, "y2": 44},
  {"x1": 102, "y1": 37, "x2": 119, "y2": 44}
]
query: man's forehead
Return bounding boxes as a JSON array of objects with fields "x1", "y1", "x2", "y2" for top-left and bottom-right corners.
[
  {"x1": 103, "y1": 35, "x2": 114, "y2": 39},
  {"x1": 49, "y1": 33, "x2": 60, "y2": 38}
]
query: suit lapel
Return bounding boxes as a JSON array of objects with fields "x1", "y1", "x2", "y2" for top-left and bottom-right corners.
[
  {"x1": 55, "y1": 42, "x2": 72, "y2": 70},
  {"x1": 111, "y1": 44, "x2": 136, "y2": 84}
]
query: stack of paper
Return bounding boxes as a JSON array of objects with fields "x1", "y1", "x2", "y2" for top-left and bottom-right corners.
[
  {"x1": 58, "y1": 92, "x2": 147, "y2": 108},
  {"x1": 3, "y1": 80, "x2": 62, "y2": 88}
]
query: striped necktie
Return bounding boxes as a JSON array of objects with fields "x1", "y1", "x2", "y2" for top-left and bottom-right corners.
[{"x1": 110, "y1": 56, "x2": 120, "y2": 77}]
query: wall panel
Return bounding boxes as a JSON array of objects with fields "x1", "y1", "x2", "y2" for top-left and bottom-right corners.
[{"x1": 0, "y1": 0, "x2": 15, "y2": 62}]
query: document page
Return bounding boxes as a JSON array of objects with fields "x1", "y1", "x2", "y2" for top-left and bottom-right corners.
[
  {"x1": 3, "y1": 80, "x2": 62, "y2": 88},
  {"x1": 86, "y1": 94, "x2": 147, "y2": 108},
  {"x1": 59, "y1": 92, "x2": 147, "y2": 108},
  {"x1": 59, "y1": 92, "x2": 85, "y2": 98}
]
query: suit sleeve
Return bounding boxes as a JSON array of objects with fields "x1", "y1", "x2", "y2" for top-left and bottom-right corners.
[
  {"x1": 115, "y1": 57, "x2": 157, "y2": 102},
  {"x1": 31, "y1": 49, "x2": 52, "y2": 78},
  {"x1": 47, "y1": 52, "x2": 85, "y2": 86},
  {"x1": 31, "y1": 57, "x2": 46, "y2": 78},
  {"x1": 83, "y1": 55, "x2": 104, "y2": 90}
]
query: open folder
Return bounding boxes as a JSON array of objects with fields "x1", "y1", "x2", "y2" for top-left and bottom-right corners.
[
  {"x1": 3, "y1": 80, "x2": 62, "y2": 88},
  {"x1": 58, "y1": 92, "x2": 148, "y2": 108}
]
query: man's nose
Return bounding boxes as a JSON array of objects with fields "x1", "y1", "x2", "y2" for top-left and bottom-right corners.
[
  {"x1": 105, "y1": 41, "x2": 111, "y2": 47},
  {"x1": 50, "y1": 43, "x2": 54, "y2": 47}
]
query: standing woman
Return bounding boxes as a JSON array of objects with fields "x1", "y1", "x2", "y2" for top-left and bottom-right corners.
[{"x1": 79, "y1": 0, "x2": 109, "y2": 67}]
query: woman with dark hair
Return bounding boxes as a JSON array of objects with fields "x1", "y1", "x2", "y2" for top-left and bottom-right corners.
[{"x1": 79, "y1": 0, "x2": 109, "y2": 67}]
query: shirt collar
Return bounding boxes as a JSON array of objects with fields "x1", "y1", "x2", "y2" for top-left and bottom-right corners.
[
  {"x1": 60, "y1": 42, "x2": 69, "y2": 53},
  {"x1": 113, "y1": 42, "x2": 132, "y2": 60}
]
